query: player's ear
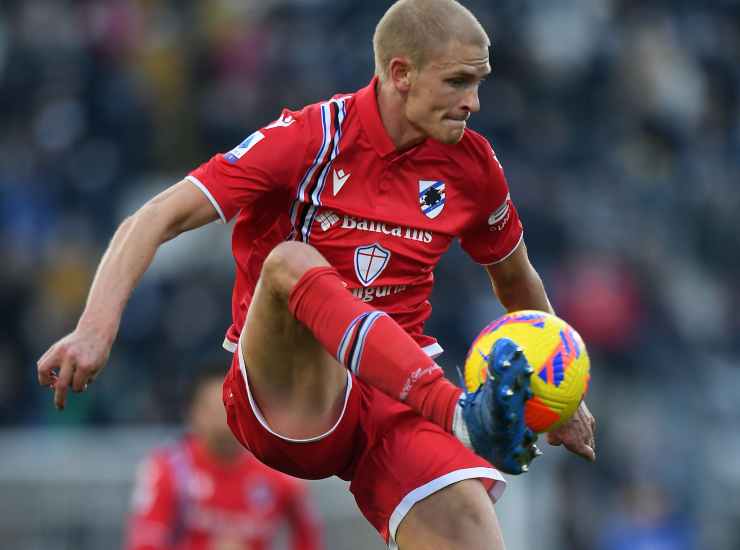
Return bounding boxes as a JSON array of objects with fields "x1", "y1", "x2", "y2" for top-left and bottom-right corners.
[{"x1": 388, "y1": 57, "x2": 414, "y2": 93}]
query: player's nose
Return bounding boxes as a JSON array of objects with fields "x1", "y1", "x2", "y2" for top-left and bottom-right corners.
[{"x1": 461, "y1": 86, "x2": 481, "y2": 114}]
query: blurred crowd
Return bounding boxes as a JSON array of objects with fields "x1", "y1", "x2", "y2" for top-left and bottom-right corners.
[{"x1": 1, "y1": 1, "x2": 739, "y2": 549}]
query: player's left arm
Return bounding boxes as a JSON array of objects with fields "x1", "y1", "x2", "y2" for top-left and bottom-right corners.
[{"x1": 485, "y1": 242, "x2": 596, "y2": 462}]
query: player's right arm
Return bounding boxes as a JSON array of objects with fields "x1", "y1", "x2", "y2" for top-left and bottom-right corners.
[
  {"x1": 37, "y1": 180, "x2": 219, "y2": 409},
  {"x1": 38, "y1": 106, "x2": 310, "y2": 409}
]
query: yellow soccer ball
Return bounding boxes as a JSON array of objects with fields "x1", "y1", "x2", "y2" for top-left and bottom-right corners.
[{"x1": 464, "y1": 310, "x2": 590, "y2": 433}]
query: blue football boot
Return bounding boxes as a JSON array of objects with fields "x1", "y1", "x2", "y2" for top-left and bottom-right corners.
[{"x1": 460, "y1": 337, "x2": 541, "y2": 474}]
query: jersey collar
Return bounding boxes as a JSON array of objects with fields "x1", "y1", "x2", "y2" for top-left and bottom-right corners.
[{"x1": 356, "y1": 76, "x2": 398, "y2": 159}]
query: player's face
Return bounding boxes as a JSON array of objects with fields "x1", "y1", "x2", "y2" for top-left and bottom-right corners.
[
  {"x1": 191, "y1": 378, "x2": 241, "y2": 456},
  {"x1": 406, "y1": 41, "x2": 490, "y2": 144}
]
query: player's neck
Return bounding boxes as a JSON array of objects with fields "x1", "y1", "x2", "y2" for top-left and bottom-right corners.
[
  {"x1": 376, "y1": 79, "x2": 426, "y2": 152},
  {"x1": 193, "y1": 433, "x2": 243, "y2": 464}
]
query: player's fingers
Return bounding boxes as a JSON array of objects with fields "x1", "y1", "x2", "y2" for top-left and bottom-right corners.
[
  {"x1": 53, "y1": 356, "x2": 75, "y2": 410},
  {"x1": 37, "y1": 345, "x2": 61, "y2": 386},
  {"x1": 71, "y1": 366, "x2": 90, "y2": 392},
  {"x1": 582, "y1": 444, "x2": 596, "y2": 462},
  {"x1": 567, "y1": 437, "x2": 595, "y2": 462},
  {"x1": 37, "y1": 344, "x2": 56, "y2": 369},
  {"x1": 546, "y1": 432, "x2": 563, "y2": 446}
]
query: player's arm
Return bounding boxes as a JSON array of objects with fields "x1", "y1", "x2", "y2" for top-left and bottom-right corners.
[
  {"x1": 484, "y1": 243, "x2": 596, "y2": 462},
  {"x1": 484, "y1": 239, "x2": 553, "y2": 315},
  {"x1": 37, "y1": 180, "x2": 219, "y2": 409}
]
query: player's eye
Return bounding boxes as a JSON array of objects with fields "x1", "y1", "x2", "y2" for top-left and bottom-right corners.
[{"x1": 447, "y1": 78, "x2": 468, "y2": 87}]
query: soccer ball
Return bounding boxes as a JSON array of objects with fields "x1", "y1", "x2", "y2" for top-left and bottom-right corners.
[{"x1": 463, "y1": 310, "x2": 590, "y2": 433}]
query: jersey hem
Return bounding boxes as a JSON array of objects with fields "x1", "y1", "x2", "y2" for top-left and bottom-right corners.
[
  {"x1": 186, "y1": 175, "x2": 228, "y2": 224},
  {"x1": 482, "y1": 232, "x2": 524, "y2": 266},
  {"x1": 237, "y1": 338, "x2": 354, "y2": 443},
  {"x1": 387, "y1": 467, "x2": 506, "y2": 549}
]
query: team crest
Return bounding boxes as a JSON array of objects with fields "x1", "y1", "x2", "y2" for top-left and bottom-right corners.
[
  {"x1": 419, "y1": 180, "x2": 446, "y2": 219},
  {"x1": 354, "y1": 243, "x2": 390, "y2": 287}
]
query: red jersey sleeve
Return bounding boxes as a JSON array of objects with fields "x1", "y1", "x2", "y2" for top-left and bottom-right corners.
[
  {"x1": 125, "y1": 453, "x2": 177, "y2": 550},
  {"x1": 187, "y1": 110, "x2": 309, "y2": 223},
  {"x1": 459, "y1": 136, "x2": 523, "y2": 265}
]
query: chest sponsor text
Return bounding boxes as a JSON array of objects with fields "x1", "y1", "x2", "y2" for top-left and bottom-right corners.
[{"x1": 329, "y1": 214, "x2": 432, "y2": 243}]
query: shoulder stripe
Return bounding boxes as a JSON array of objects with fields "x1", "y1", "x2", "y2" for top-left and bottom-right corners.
[{"x1": 291, "y1": 96, "x2": 349, "y2": 242}]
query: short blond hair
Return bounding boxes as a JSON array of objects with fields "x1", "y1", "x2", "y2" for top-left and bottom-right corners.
[{"x1": 373, "y1": 0, "x2": 490, "y2": 80}]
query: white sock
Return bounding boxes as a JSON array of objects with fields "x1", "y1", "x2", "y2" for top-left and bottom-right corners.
[{"x1": 452, "y1": 399, "x2": 473, "y2": 450}]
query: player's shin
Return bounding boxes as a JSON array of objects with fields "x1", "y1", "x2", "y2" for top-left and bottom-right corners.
[{"x1": 288, "y1": 266, "x2": 462, "y2": 431}]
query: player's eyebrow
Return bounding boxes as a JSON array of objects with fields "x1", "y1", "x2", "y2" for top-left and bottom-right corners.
[
  {"x1": 447, "y1": 64, "x2": 491, "y2": 77},
  {"x1": 446, "y1": 69, "x2": 490, "y2": 81}
]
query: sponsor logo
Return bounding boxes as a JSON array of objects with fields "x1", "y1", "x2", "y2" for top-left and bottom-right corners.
[
  {"x1": 316, "y1": 210, "x2": 340, "y2": 231},
  {"x1": 354, "y1": 243, "x2": 390, "y2": 286},
  {"x1": 332, "y1": 168, "x2": 350, "y2": 195},
  {"x1": 419, "y1": 180, "x2": 446, "y2": 219},
  {"x1": 400, "y1": 364, "x2": 443, "y2": 401},
  {"x1": 488, "y1": 194, "x2": 511, "y2": 231},
  {"x1": 339, "y1": 214, "x2": 433, "y2": 243},
  {"x1": 350, "y1": 284, "x2": 407, "y2": 302},
  {"x1": 224, "y1": 131, "x2": 265, "y2": 163}
]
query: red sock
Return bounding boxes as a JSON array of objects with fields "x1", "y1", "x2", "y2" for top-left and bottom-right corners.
[{"x1": 288, "y1": 266, "x2": 462, "y2": 431}]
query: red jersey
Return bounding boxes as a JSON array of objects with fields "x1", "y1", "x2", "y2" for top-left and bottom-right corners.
[
  {"x1": 188, "y1": 77, "x2": 522, "y2": 355},
  {"x1": 125, "y1": 436, "x2": 323, "y2": 550}
]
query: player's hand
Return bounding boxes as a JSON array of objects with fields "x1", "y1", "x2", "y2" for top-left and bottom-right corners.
[
  {"x1": 546, "y1": 400, "x2": 596, "y2": 462},
  {"x1": 37, "y1": 327, "x2": 113, "y2": 410}
]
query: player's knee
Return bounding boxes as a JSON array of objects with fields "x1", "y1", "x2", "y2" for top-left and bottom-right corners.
[
  {"x1": 261, "y1": 241, "x2": 329, "y2": 298},
  {"x1": 449, "y1": 504, "x2": 497, "y2": 549},
  {"x1": 398, "y1": 480, "x2": 503, "y2": 550},
  {"x1": 442, "y1": 498, "x2": 497, "y2": 549}
]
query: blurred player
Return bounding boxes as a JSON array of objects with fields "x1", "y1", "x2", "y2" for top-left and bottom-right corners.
[
  {"x1": 125, "y1": 364, "x2": 323, "y2": 550},
  {"x1": 39, "y1": 1, "x2": 595, "y2": 548}
]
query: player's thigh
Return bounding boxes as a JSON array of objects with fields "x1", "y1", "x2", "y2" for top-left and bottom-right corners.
[
  {"x1": 396, "y1": 479, "x2": 506, "y2": 550},
  {"x1": 242, "y1": 241, "x2": 332, "y2": 385},
  {"x1": 240, "y1": 243, "x2": 346, "y2": 437}
]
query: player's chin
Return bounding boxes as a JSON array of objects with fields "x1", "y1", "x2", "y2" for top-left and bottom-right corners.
[
  {"x1": 438, "y1": 119, "x2": 466, "y2": 143},
  {"x1": 438, "y1": 128, "x2": 465, "y2": 144}
]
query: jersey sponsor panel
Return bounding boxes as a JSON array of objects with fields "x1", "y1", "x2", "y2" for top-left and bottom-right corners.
[
  {"x1": 350, "y1": 284, "x2": 408, "y2": 303},
  {"x1": 315, "y1": 210, "x2": 434, "y2": 244}
]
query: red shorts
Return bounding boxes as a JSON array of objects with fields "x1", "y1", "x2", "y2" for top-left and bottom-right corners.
[{"x1": 223, "y1": 349, "x2": 506, "y2": 547}]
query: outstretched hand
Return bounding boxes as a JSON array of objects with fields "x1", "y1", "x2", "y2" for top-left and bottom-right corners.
[
  {"x1": 547, "y1": 400, "x2": 596, "y2": 462},
  {"x1": 37, "y1": 328, "x2": 112, "y2": 410}
]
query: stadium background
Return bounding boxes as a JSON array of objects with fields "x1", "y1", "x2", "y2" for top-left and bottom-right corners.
[{"x1": 1, "y1": 0, "x2": 739, "y2": 548}]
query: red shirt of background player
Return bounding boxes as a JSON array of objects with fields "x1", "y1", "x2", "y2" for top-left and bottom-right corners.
[{"x1": 125, "y1": 436, "x2": 322, "y2": 550}]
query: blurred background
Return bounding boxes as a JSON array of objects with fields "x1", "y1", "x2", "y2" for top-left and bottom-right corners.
[{"x1": 1, "y1": 0, "x2": 739, "y2": 548}]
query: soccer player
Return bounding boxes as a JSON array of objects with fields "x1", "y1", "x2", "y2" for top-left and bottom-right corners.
[
  {"x1": 38, "y1": 1, "x2": 596, "y2": 548},
  {"x1": 125, "y1": 365, "x2": 323, "y2": 550}
]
